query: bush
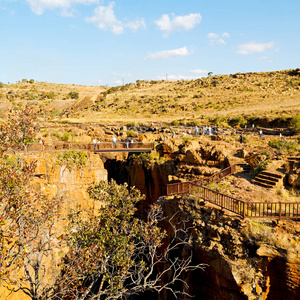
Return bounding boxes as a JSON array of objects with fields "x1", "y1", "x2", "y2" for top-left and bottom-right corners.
[
  {"x1": 230, "y1": 116, "x2": 246, "y2": 127},
  {"x1": 251, "y1": 159, "x2": 270, "y2": 177},
  {"x1": 170, "y1": 120, "x2": 179, "y2": 126},
  {"x1": 291, "y1": 114, "x2": 300, "y2": 131},
  {"x1": 60, "y1": 132, "x2": 71, "y2": 142},
  {"x1": 127, "y1": 130, "x2": 136, "y2": 137},
  {"x1": 68, "y1": 91, "x2": 79, "y2": 99},
  {"x1": 268, "y1": 138, "x2": 298, "y2": 152},
  {"x1": 56, "y1": 150, "x2": 87, "y2": 171}
]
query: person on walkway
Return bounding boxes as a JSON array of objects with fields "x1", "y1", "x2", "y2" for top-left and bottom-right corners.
[
  {"x1": 252, "y1": 124, "x2": 255, "y2": 131},
  {"x1": 172, "y1": 131, "x2": 175, "y2": 139},
  {"x1": 239, "y1": 134, "x2": 243, "y2": 143},
  {"x1": 126, "y1": 138, "x2": 129, "y2": 148},
  {"x1": 97, "y1": 138, "x2": 100, "y2": 150},
  {"x1": 195, "y1": 125, "x2": 199, "y2": 135},
  {"x1": 112, "y1": 136, "x2": 117, "y2": 148},
  {"x1": 208, "y1": 126, "x2": 212, "y2": 136},
  {"x1": 93, "y1": 137, "x2": 97, "y2": 150},
  {"x1": 259, "y1": 130, "x2": 263, "y2": 138}
]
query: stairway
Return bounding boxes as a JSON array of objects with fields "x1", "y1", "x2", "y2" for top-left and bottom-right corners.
[
  {"x1": 228, "y1": 157, "x2": 251, "y2": 173},
  {"x1": 251, "y1": 171, "x2": 284, "y2": 189}
]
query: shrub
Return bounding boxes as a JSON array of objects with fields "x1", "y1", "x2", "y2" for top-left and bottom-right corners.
[
  {"x1": 68, "y1": 91, "x2": 79, "y2": 99},
  {"x1": 56, "y1": 150, "x2": 87, "y2": 171},
  {"x1": 291, "y1": 114, "x2": 300, "y2": 131},
  {"x1": 127, "y1": 130, "x2": 136, "y2": 137},
  {"x1": 268, "y1": 138, "x2": 298, "y2": 152},
  {"x1": 230, "y1": 116, "x2": 246, "y2": 127},
  {"x1": 251, "y1": 159, "x2": 270, "y2": 177},
  {"x1": 132, "y1": 152, "x2": 167, "y2": 167},
  {"x1": 60, "y1": 132, "x2": 71, "y2": 142},
  {"x1": 170, "y1": 120, "x2": 179, "y2": 126}
]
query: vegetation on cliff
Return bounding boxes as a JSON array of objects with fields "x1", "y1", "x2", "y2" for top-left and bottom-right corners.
[{"x1": 0, "y1": 107, "x2": 204, "y2": 300}]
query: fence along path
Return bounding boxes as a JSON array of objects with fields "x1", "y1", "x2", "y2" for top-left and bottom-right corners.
[
  {"x1": 166, "y1": 165, "x2": 300, "y2": 220},
  {"x1": 27, "y1": 141, "x2": 155, "y2": 152}
]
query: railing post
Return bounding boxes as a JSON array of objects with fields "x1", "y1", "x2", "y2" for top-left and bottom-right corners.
[
  {"x1": 243, "y1": 202, "x2": 246, "y2": 219},
  {"x1": 188, "y1": 183, "x2": 191, "y2": 193},
  {"x1": 279, "y1": 202, "x2": 282, "y2": 220},
  {"x1": 177, "y1": 184, "x2": 180, "y2": 194},
  {"x1": 221, "y1": 195, "x2": 224, "y2": 209}
]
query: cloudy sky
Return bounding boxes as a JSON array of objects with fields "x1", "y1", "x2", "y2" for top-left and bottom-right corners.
[{"x1": 0, "y1": 0, "x2": 299, "y2": 86}]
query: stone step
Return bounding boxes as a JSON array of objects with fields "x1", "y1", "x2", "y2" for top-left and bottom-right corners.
[
  {"x1": 260, "y1": 171, "x2": 284, "y2": 179},
  {"x1": 252, "y1": 177, "x2": 277, "y2": 186},
  {"x1": 251, "y1": 180, "x2": 274, "y2": 189},
  {"x1": 288, "y1": 156, "x2": 300, "y2": 161},
  {"x1": 255, "y1": 174, "x2": 279, "y2": 183}
]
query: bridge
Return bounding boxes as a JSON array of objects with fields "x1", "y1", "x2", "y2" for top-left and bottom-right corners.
[{"x1": 27, "y1": 141, "x2": 155, "y2": 153}]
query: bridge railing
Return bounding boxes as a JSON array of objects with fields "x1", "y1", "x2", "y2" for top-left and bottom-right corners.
[
  {"x1": 166, "y1": 164, "x2": 236, "y2": 195},
  {"x1": 166, "y1": 165, "x2": 300, "y2": 220},
  {"x1": 26, "y1": 141, "x2": 155, "y2": 152}
]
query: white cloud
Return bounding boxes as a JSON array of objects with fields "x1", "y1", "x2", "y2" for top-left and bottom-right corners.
[
  {"x1": 190, "y1": 69, "x2": 208, "y2": 74},
  {"x1": 207, "y1": 32, "x2": 230, "y2": 45},
  {"x1": 86, "y1": 2, "x2": 146, "y2": 34},
  {"x1": 126, "y1": 19, "x2": 146, "y2": 31},
  {"x1": 86, "y1": 2, "x2": 123, "y2": 34},
  {"x1": 207, "y1": 33, "x2": 219, "y2": 39},
  {"x1": 236, "y1": 42, "x2": 274, "y2": 55},
  {"x1": 145, "y1": 46, "x2": 192, "y2": 60},
  {"x1": 26, "y1": 0, "x2": 98, "y2": 15},
  {"x1": 115, "y1": 80, "x2": 123, "y2": 85},
  {"x1": 112, "y1": 72, "x2": 132, "y2": 78},
  {"x1": 155, "y1": 13, "x2": 201, "y2": 36},
  {"x1": 258, "y1": 56, "x2": 268, "y2": 60},
  {"x1": 156, "y1": 73, "x2": 200, "y2": 81}
]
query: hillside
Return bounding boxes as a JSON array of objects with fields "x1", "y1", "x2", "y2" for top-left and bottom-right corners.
[{"x1": 0, "y1": 69, "x2": 300, "y2": 125}]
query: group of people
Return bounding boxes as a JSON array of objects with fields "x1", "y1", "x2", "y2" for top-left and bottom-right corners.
[{"x1": 93, "y1": 136, "x2": 135, "y2": 150}]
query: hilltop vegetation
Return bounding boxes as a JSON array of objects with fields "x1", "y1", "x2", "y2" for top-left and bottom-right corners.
[{"x1": 0, "y1": 69, "x2": 300, "y2": 125}]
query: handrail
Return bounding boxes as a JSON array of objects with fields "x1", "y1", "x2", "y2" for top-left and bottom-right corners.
[
  {"x1": 25, "y1": 141, "x2": 155, "y2": 152},
  {"x1": 166, "y1": 165, "x2": 300, "y2": 220},
  {"x1": 166, "y1": 164, "x2": 236, "y2": 194}
]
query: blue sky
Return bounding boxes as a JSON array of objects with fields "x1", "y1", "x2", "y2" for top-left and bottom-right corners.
[{"x1": 0, "y1": 0, "x2": 299, "y2": 86}]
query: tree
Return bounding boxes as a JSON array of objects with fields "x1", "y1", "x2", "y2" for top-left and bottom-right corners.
[
  {"x1": 0, "y1": 106, "x2": 39, "y2": 160},
  {"x1": 0, "y1": 106, "x2": 62, "y2": 300},
  {"x1": 0, "y1": 162, "x2": 62, "y2": 300},
  {"x1": 58, "y1": 180, "x2": 205, "y2": 300}
]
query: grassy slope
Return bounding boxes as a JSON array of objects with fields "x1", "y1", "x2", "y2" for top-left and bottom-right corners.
[{"x1": 0, "y1": 69, "x2": 299, "y2": 124}]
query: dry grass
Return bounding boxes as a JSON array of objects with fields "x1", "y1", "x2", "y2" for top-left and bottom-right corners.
[
  {"x1": 247, "y1": 219, "x2": 300, "y2": 251},
  {"x1": 1, "y1": 69, "x2": 300, "y2": 124}
]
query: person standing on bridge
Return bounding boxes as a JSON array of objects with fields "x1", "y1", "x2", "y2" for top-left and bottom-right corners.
[
  {"x1": 112, "y1": 136, "x2": 117, "y2": 148},
  {"x1": 93, "y1": 137, "x2": 97, "y2": 150},
  {"x1": 97, "y1": 138, "x2": 100, "y2": 150}
]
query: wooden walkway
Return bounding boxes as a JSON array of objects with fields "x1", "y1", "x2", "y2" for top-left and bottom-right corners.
[
  {"x1": 27, "y1": 142, "x2": 155, "y2": 153},
  {"x1": 166, "y1": 165, "x2": 300, "y2": 220}
]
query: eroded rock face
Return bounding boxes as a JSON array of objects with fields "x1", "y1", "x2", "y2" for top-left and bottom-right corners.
[
  {"x1": 28, "y1": 151, "x2": 107, "y2": 207},
  {"x1": 159, "y1": 195, "x2": 300, "y2": 300},
  {"x1": 1, "y1": 151, "x2": 108, "y2": 300}
]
